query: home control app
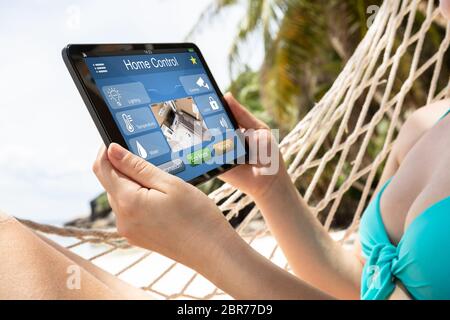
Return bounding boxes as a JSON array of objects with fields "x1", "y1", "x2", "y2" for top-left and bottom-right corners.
[{"x1": 86, "y1": 50, "x2": 246, "y2": 182}]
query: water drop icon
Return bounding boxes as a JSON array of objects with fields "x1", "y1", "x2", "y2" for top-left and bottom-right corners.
[{"x1": 136, "y1": 141, "x2": 148, "y2": 159}]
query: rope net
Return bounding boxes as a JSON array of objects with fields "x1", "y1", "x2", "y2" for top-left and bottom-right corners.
[{"x1": 20, "y1": 0, "x2": 450, "y2": 299}]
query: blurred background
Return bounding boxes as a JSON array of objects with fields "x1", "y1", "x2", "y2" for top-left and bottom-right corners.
[
  {"x1": 1, "y1": 0, "x2": 448, "y2": 227},
  {"x1": 0, "y1": 0, "x2": 252, "y2": 223}
]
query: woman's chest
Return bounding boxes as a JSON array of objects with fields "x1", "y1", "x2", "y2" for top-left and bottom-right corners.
[{"x1": 380, "y1": 125, "x2": 450, "y2": 245}]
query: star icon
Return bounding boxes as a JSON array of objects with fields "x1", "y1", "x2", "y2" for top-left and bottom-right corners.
[{"x1": 189, "y1": 56, "x2": 197, "y2": 65}]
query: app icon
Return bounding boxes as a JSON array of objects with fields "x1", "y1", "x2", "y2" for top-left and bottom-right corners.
[
  {"x1": 179, "y1": 74, "x2": 212, "y2": 95},
  {"x1": 196, "y1": 77, "x2": 210, "y2": 90},
  {"x1": 209, "y1": 96, "x2": 219, "y2": 110},
  {"x1": 93, "y1": 63, "x2": 108, "y2": 74},
  {"x1": 121, "y1": 113, "x2": 135, "y2": 133},
  {"x1": 115, "y1": 107, "x2": 158, "y2": 136},
  {"x1": 102, "y1": 82, "x2": 150, "y2": 110},
  {"x1": 189, "y1": 56, "x2": 197, "y2": 65},
  {"x1": 129, "y1": 131, "x2": 171, "y2": 160},
  {"x1": 158, "y1": 159, "x2": 185, "y2": 175},
  {"x1": 219, "y1": 116, "x2": 229, "y2": 129},
  {"x1": 193, "y1": 94, "x2": 223, "y2": 116},
  {"x1": 213, "y1": 139, "x2": 234, "y2": 155},
  {"x1": 187, "y1": 148, "x2": 211, "y2": 166},
  {"x1": 136, "y1": 140, "x2": 148, "y2": 159},
  {"x1": 203, "y1": 113, "x2": 233, "y2": 133},
  {"x1": 106, "y1": 87, "x2": 122, "y2": 107}
]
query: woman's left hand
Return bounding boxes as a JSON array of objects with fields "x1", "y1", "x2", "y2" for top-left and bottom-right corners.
[{"x1": 93, "y1": 143, "x2": 235, "y2": 271}]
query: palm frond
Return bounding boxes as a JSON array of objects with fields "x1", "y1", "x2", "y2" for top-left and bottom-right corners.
[
  {"x1": 228, "y1": 0, "x2": 285, "y2": 77},
  {"x1": 188, "y1": 0, "x2": 389, "y2": 131},
  {"x1": 260, "y1": 1, "x2": 328, "y2": 129},
  {"x1": 185, "y1": 0, "x2": 239, "y2": 40}
]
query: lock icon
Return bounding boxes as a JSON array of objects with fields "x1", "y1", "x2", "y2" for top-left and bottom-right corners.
[{"x1": 209, "y1": 96, "x2": 220, "y2": 110}]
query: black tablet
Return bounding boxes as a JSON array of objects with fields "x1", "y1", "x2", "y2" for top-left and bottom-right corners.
[{"x1": 63, "y1": 43, "x2": 247, "y2": 185}]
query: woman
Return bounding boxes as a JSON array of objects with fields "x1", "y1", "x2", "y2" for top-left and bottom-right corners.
[{"x1": 1, "y1": 1, "x2": 449, "y2": 300}]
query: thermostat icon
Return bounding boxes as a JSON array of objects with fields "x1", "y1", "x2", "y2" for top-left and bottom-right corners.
[{"x1": 121, "y1": 113, "x2": 135, "y2": 133}]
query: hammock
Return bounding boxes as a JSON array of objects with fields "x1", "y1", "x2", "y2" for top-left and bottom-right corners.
[{"x1": 19, "y1": 0, "x2": 450, "y2": 299}]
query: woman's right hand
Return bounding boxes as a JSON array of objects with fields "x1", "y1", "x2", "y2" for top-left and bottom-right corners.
[{"x1": 219, "y1": 93, "x2": 290, "y2": 200}]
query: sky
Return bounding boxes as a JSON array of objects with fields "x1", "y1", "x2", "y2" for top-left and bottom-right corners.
[{"x1": 0, "y1": 0, "x2": 263, "y2": 223}]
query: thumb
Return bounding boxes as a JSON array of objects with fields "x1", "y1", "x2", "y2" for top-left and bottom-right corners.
[
  {"x1": 223, "y1": 92, "x2": 269, "y2": 130},
  {"x1": 107, "y1": 143, "x2": 174, "y2": 192}
]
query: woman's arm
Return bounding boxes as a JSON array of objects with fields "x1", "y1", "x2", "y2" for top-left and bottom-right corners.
[
  {"x1": 194, "y1": 219, "x2": 334, "y2": 300},
  {"x1": 220, "y1": 95, "x2": 363, "y2": 299},
  {"x1": 93, "y1": 144, "x2": 333, "y2": 300},
  {"x1": 252, "y1": 172, "x2": 363, "y2": 299}
]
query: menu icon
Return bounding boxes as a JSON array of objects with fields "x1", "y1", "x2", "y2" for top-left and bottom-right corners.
[{"x1": 93, "y1": 63, "x2": 108, "y2": 74}]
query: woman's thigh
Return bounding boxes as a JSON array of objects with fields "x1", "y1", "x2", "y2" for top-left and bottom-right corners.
[
  {"x1": 0, "y1": 212, "x2": 151, "y2": 299},
  {"x1": 35, "y1": 232, "x2": 153, "y2": 299}
]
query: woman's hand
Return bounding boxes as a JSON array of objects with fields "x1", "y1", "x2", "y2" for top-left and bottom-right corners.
[
  {"x1": 93, "y1": 143, "x2": 236, "y2": 271},
  {"x1": 219, "y1": 93, "x2": 290, "y2": 199},
  {"x1": 91, "y1": 109, "x2": 333, "y2": 300}
]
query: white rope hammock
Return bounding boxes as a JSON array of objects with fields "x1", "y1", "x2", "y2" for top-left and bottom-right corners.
[{"x1": 20, "y1": 0, "x2": 450, "y2": 299}]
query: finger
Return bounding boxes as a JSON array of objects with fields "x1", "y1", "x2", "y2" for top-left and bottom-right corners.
[
  {"x1": 223, "y1": 92, "x2": 269, "y2": 130},
  {"x1": 97, "y1": 145, "x2": 107, "y2": 160},
  {"x1": 107, "y1": 143, "x2": 175, "y2": 192},
  {"x1": 93, "y1": 145, "x2": 141, "y2": 197}
]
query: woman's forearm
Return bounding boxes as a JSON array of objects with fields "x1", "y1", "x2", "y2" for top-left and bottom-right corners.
[
  {"x1": 193, "y1": 226, "x2": 333, "y2": 300},
  {"x1": 253, "y1": 171, "x2": 362, "y2": 299}
]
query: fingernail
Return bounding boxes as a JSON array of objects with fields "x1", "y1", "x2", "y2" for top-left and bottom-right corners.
[{"x1": 109, "y1": 143, "x2": 127, "y2": 160}]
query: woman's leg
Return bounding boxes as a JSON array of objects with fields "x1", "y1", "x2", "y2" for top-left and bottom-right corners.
[
  {"x1": 34, "y1": 232, "x2": 152, "y2": 299},
  {"x1": 0, "y1": 212, "x2": 151, "y2": 299}
]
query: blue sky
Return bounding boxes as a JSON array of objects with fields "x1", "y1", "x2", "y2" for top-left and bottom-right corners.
[{"x1": 0, "y1": 0, "x2": 262, "y2": 223}]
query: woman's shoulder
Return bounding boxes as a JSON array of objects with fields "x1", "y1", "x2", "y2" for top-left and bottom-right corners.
[{"x1": 393, "y1": 99, "x2": 450, "y2": 164}]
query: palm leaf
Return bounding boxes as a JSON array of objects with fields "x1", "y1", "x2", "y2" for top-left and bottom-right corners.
[{"x1": 185, "y1": 0, "x2": 240, "y2": 40}]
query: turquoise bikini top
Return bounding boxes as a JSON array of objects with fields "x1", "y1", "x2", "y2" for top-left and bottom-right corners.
[{"x1": 359, "y1": 109, "x2": 450, "y2": 300}]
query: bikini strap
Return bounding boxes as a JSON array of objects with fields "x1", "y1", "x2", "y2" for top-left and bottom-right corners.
[
  {"x1": 439, "y1": 108, "x2": 450, "y2": 122},
  {"x1": 441, "y1": 109, "x2": 450, "y2": 120}
]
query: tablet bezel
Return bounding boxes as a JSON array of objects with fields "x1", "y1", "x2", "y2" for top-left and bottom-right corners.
[{"x1": 62, "y1": 43, "x2": 248, "y2": 186}]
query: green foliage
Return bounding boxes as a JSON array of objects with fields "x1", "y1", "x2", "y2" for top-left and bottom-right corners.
[
  {"x1": 93, "y1": 192, "x2": 110, "y2": 212},
  {"x1": 189, "y1": 0, "x2": 384, "y2": 132},
  {"x1": 228, "y1": 69, "x2": 275, "y2": 127}
]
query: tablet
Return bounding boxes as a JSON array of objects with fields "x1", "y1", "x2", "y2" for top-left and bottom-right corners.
[{"x1": 63, "y1": 43, "x2": 247, "y2": 185}]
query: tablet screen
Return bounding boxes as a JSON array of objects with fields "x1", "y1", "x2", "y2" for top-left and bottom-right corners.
[{"x1": 84, "y1": 49, "x2": 246, "y2": 182}]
